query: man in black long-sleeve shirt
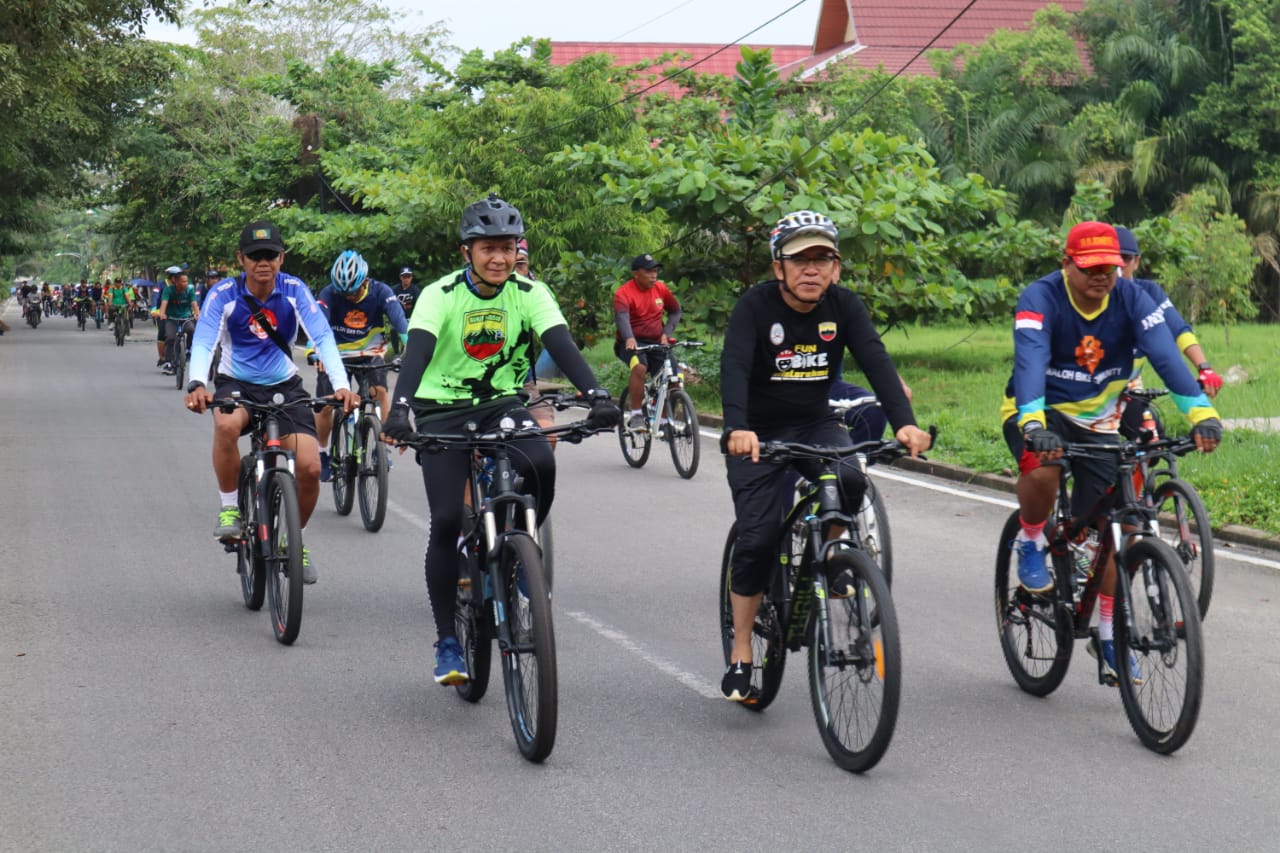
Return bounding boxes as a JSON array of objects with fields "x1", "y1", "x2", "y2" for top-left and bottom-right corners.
[{"x1": 718, "y1": 210, "x2": 932, "y2": 702}]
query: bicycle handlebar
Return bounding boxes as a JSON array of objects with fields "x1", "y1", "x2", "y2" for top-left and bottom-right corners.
[
  {"x1": 398, "y1": 412, "x2": 612, "y2": 452},
  {"x1": 1062, "y1": 434, "x2": 1198, "y2": 463},
  {"x1": 758, "y1": 424, "x2": 936, "y2": 466},
  {"x1": 631, "y1": 340, "x2": 705, "y2": 353},
  {"x1": 212, "y1": 394, "x2": 344, "y2": 416}
]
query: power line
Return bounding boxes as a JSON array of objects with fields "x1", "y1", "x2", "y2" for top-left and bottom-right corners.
[{"x1": 606, "y1": 0, "x2": 698, "y2": 43}]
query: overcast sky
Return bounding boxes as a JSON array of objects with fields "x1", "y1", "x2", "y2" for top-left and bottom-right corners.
[{"x1": 146, "y1": 0, "x2": 819, "y2": 55}]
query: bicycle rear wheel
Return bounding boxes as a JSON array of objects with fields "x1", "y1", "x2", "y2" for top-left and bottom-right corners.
[
  {"x1": 264, "y1": 471, "x2": 304, "y2": 645},
  {"x1": 616, "y1": 388, "x2": 651, "y2": 468},
  {"x1": 1115, "y1": 538, "x2": 1203, "y2": 754},
  {"x1": 498, "y1": 532, "x2": 556, "y2": 762},
  {"x1": 1150, "y1": 478, "x2": 1214, "y2": 619},
  {"x1": 330, "y1": 416, "x2": 355, "y2": 516},
  {"x1": 237, "y1": 457, "x2": 264, "y2": 610},
  {"x1": 357, "y1": 413, "x2": 389, "y2": 532},
  {"x1": 993, "y1": 510, "x2": 1072, "y2": 695},
  {"x1": 454, "y1": 530, "x2": 492, "y2": 703},
  {"x1": 718, "y1": 523, "x2": 786, "y2": 711},
  {"x1": 664, "y1": 388, "x2": 700, "y2": 479},
  {"x1": 808, "y1": 549, "x2": 900, "y2": 773},
  {"x1": 856, "y1": 478, "x2": 893, "y2": 587}
]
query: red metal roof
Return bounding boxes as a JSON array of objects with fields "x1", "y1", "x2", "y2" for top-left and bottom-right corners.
[
  {"x1": 808, "y1": 0, "x2": 1090, "y2": 76},
  {"x1": 551, "y1": 2, "x2": 1090, "y2": 86},
  {"x1": 549, "y1": 42, "x2": 812, "y2": 96}
]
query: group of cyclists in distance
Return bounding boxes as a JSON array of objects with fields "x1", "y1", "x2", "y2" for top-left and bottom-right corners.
[{"x1": 147, "y1": 191, "x2": 1226, "y2": 742}]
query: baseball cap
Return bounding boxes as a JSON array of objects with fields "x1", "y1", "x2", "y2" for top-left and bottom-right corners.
[
  {"x1": 238, "y1": 220, "x2": 286, "y2": 254},
  {"x1": 1065, "y1": 221, "x2": 1123, "y2": 268},
  {"x1": 631, "y1": 253, "x2": 661, "y2": 271},
  {"x1": 516, "y1": 238, "x2": 529, "y2": 258},
  {"x1": 779, "y1": 233, "x2": 838, "y2": 256},
  {"x1": 399, "y1": 266, "x2": 413, "y2": 276},
  {"x1": 1114, "y1": 226, "x2": 1140, "y2": 257}
]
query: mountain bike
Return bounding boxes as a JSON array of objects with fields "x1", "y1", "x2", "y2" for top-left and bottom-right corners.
[
  {"x1": 1121, "y1": 387, "x2": 1214, "y2": 618},
  {"x1": 170, "y1": 319, "x2": 195, "y2": 391},
  {"x1": 616, "y1": 340, "x2": 703, "y2": 479},
  {"x1": 401, "y1": 396, "x2": 612, "y2": 762},
  {"x1": 112, "y1": 308, "x2": 128, "y2": 346},
  {"x1": 214, "y1": 393, "x2": 334, "y2": 645},
  {"x1": 74, "y1": 298, "x2": 90, "y2": 331},
  {"x1": 328, "y1": 356, "x2": 398, "y2": 532},
  {"x1": 994, "y1": 436, "x2": 1205, "y2": 754},
  {"x1": 719, "y1": 434, "x2": 925, "y2": 772}
]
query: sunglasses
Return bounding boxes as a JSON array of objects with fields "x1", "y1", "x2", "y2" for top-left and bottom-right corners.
[{"x1": 245, "y1": 250, "x2": 280, "y2": 262}]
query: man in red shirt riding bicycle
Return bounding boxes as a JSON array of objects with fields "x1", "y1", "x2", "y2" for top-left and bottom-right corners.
[{"x1": 613, "y1": 253, "x2": 682, "y2": 431}]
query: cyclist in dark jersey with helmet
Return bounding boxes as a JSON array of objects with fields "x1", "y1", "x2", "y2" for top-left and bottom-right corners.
[
  {"x1": 312, "y1": 249, "x2": 408, "y2": 482},
  {"x1": 718, "y1": 209, "x2": 931, "y2": 701}
]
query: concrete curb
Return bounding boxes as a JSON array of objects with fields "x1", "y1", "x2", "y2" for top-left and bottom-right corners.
[{"x1": 697, "y1": 410, "x2": 1279, "y2": 554}]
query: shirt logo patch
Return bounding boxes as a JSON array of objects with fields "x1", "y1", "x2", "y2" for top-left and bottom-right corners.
[
  {"x1": 342, "y1": 308, "x2": 369, "y2": 330},
  {"x1": 248, "y1": 307, "x2": 280, "y2": 340},
  {"x1": 818, "y1": 321, "x2": 836, "y2": 342},
  {"x1": 769, "y1": 323, "x2": 784, "y2": 345},
  {"x1": 463, "y1": 309, "x2": 506, "y2": 361},
  {"x1": 1075, "y1": 335, "x2": 1105, "y2": 373}
]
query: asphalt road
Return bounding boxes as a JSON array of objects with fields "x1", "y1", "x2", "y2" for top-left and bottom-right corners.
[{"x1": 4, "y1": 304, "x2": 1280, "y2": 851}]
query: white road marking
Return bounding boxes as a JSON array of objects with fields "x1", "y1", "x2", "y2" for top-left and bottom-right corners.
[{"x1": 564, "y1": 611, "x2": 722, "y2": 699}]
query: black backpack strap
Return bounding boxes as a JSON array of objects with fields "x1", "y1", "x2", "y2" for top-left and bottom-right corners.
[{"x1": 240, "y1": 287, "x2": 293, "y2": 357}]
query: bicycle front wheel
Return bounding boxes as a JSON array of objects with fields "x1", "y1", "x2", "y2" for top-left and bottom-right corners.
[
  {"x1": 616, "y1": 388, "x2": 651, "y2": 468},
  {"x1": 173, "y1": 333, "x2": 186, "y2": 390},
  {"x1": 538, "y1": 514, "x2": 554, "y2": 591},
  {"x1": 330, "y1": 416, "x2": 355, "y2": 516},
  {"x1": 264, "y1": 471, "x2": 305, "y2": 645},
  {"x1": 664, "y1": 388, "x2": 700, "y2": 479},
  {"x1": 454, "y1": 532, "x2": 492, "y2": 703},
  {"x1": 993, "y1": 510, "x2": 1072, "y2": 695},
  {"x1": 857, "y1": 478, "x2": 893, "y2": 587},
  {"x1": 1115, "y1": 538, "x2": 1203, "y2": 754},
  {"x1": 498, "y1": 532, "x2": 556, "y2": 762},
  {"x1": 237, "y1": 457, "x2": 264, "y2": 611},
  {"x1": 357, "y1": 413, "x2": 389, "y2": 532},
  {"x1": 718, "y1": 523, "x2": 786, "y2": 711},
  {"x1": 114, "y1": 315, "x2": 126, "y2": 346},
  {"x1": 1150, "y1": 478, "x2": 1214, "y2": 619},
  {"x1": 808, "y1": 549, "x2": 900, "y2": 773}
]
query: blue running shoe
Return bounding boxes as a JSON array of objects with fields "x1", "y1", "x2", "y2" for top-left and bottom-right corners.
[
  {"x1": 1015, "y1": 536, "x2": 1054, "y2": 593},
  {"x1": 319, "y1": 452, "x2": 332, "y2": 483},
  {"x1": 433, "y1": 637, "x2": 469, "y2": 685},
  {"x1": 1097, "y1": 638, "x2": 1143, "y2": 686}
]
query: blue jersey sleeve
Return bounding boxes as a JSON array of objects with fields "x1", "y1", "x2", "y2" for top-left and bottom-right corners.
[{"x1": 1116, "y1": 284, "x2": 1217, "y2": 425}]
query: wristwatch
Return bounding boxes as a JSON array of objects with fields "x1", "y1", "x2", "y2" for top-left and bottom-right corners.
[
  {"x1": 186, "y1": 380, "x2": 205, "y2": 394},
  {"x1": 1197, "y1": 362, "x2": 1212, "y2": 371}
]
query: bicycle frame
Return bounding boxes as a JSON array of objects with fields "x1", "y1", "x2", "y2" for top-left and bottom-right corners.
[
  {"x1": 1048, "y1": 442, "x2": 1166, "y2": 638},
  {"x1": 632, "y1": 341, "x2": 700, "y2": 430}
]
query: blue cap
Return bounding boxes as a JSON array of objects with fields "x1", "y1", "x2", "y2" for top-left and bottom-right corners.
[{"x1": 1114, "y1": 226, "x2": 1140, "y2": 256}]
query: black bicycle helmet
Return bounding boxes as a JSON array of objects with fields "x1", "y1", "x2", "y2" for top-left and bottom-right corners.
[{"x1": 459, "y1": 193, "x2": 524, "y2": 242}]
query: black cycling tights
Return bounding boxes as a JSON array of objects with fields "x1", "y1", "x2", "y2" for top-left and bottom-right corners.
[{"x1": 417, "y1": 407, "x2": 555, "y2": 639}]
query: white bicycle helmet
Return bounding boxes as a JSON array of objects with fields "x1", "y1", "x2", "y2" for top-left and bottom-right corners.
[
  {"x1": 330, "y1": 250, "x2": 369, "y2": 293},
  {"x1": 769, "y1": 210, "x2": 839, "y2": 260}
]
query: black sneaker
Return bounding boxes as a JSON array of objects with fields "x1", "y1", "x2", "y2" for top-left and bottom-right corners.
[
  {"x1": 721, "y1": 660, "x2": 752, "y2": 701},
  {"x1": 826, "y1": 563, "x2": 857, "y2": 599}
]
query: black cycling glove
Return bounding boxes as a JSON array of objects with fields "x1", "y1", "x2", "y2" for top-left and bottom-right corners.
[
  {"x1": 1023, "y1": 422, "x2": 1063, "y2": 454},
  {"x1": 583, "y1": 389, "x2": 621, "y2": 429},
  {"x1": 382, "y1": 399, "x2": 415, "y2": 442},
  {"x1": 1191, "y1": 418, "x2": 1222, "y2": 443}
]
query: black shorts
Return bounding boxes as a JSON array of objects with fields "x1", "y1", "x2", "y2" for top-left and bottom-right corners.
[
  {"x1": 317, "y1": 355, "x2": 385, "y2": 396},
  {"x1": 1003, "y1": 410, "x2": 1119, "y2": 520},
  {"x1": 614, "y1": 339, "x2": 668, "y2": 375},
  {"x1": 213, "y1": 374, "x2": 317, "y2": 439}
]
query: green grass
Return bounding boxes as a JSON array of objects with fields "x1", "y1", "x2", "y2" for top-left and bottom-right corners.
[{"x1": 584, "y1": 323, "x2": 1280, "y2": 535}]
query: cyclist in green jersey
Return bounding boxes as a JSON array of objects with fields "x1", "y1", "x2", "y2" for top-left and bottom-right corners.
[
  {"x1": 382, "y1": 193, "x2": 619, "y2": 685},
  {"x1": 159, "y1": 265, "x2": 200, "y2": 374}
]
